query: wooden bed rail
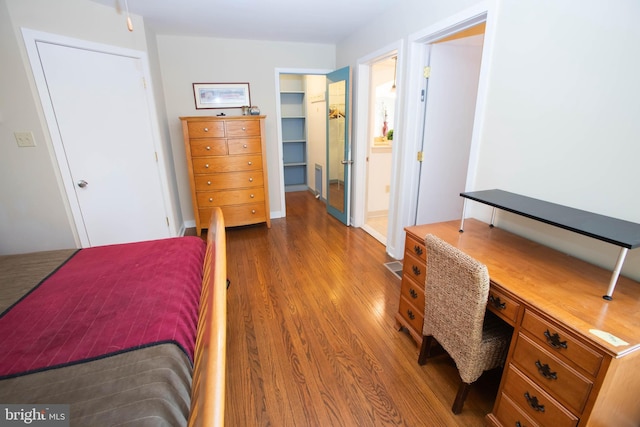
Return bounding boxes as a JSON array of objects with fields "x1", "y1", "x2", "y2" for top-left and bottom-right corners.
[{"x1": 189, "y1": 207, "x2": 227, "y2": 426}]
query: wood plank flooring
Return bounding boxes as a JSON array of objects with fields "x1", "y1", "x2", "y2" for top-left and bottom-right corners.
[{"x1": 222, "y1": 191, "x2": 500, "y2": 426}]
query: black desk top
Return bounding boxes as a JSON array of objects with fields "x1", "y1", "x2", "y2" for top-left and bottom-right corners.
[{"x1": 461, "y1": 189, "x2": 640, "y2": 249}]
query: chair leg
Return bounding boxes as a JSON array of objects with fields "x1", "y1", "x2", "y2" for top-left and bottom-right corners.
[
  {"x1": 452, "y1": 382, "x2": 471, "y2": 414},
  {"x1": 417, "y1": 336, "x2": 434, "y2": 365}
]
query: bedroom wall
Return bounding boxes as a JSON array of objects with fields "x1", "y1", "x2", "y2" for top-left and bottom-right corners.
[
  {"x1": 0, "y1": 0, "x2": 182, "y2": 254},
  {"x1": 155, "y1": 35, "x2": 335, "y2": 225},
  {"x1": 337, "y1": 0, "x2": 640, "y2": 281}
]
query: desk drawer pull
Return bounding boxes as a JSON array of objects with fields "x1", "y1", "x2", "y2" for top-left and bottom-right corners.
[
  {"x1": 412, "y1": 265, "x2": 421, "y2": 276},
  {"x1": 535, "y1": 360, "x2": 558, "y2": 380},
  {"x1": 409, "y1": 288, "x2": 418, "y2": 299},
  {"x1": 524, "y1": 392, "x2": 545, "y2": 412},
  {"x1": 544, "y1": 329, "x2": 568, "y2": 350},
  {"x1": 489, "y1": 294, "x2": 506, "y2": 310},
  {"x1": 407, "y1": 309, "x2": 415, "y2": 320},
  {"x1": 413, "y1": 245, "x2": 423, "y2": 256}
]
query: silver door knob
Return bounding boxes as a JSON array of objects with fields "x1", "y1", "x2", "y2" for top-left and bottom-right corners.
[{"x1": 77, "y1": 180, "x2": 88, "y2": 188}]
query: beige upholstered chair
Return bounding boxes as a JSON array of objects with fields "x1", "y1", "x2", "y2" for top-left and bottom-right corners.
[{"x1": 418, "y1": 234, "x2": 511, "y2": 414}]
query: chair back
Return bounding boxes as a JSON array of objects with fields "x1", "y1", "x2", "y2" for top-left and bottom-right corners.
[{"x1": 423, "y1": 234, "x2": 490, "y2": 363}]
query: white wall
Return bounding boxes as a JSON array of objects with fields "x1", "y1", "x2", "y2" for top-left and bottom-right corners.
[
  {"x1": 0, "y1": 0, "x2": 150, "y2": 254},
  {"x1": 155, "y1": 35, "x2": 335, "y2": 223},
  {"x1": 337, "y1": 0, "x2": 640, "y2": 281}
]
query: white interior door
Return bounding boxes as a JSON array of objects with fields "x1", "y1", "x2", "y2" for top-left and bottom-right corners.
[
  {"x1": 416, "y1": 36, "x2": 483, "y2": 224},
  {"x1": 35, "y1": 41, "x2": 169, "y2": 246}
]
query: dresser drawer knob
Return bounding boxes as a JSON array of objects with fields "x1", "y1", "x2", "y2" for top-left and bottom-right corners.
[
  {"x1": 409, "y1": 288, "x2": 418, "y2": 299},
  {"x1": 203, "y1": 127, "x2": 209, "y2": 132},
  {"x1": 209, "y1": 197, "x2": 213, "y2": 202},
  {"x1": 248, "y1": 161, "x2": 253, "y2": 165},
  {"x1": 249, "y1": 177, "x2": 254, "y2": 182},
  {"x1": 250, "y1": 194, "x2": 255, "y2": 198},
  {"x1": 407, "y1": 309, "x2": 415, "y2": 320},
  {"x1": 243, "y1": 144, "x2": 248, "y2": 148},
  {"x1": 242, "y1": 127, "x2": 246, "y2": 131},
  {"x1": 251, "y1": 209, "x2": 256, "y2": 214},
  {"x1": 207, "y1": 181, "x2": 211, "y2": 185},
  {"x1": 204, "y1": 164, "x2": 209, "y2": 168},
  {"x1": 535, "y1": 360, "x2": 558, "y2": 380},
  {"x1": 524, "y1": 392, "x2": 545, "y2": 412},
  {"x1": 544, "y1": 329, "x2": 568, "y2": 350},
  {"x1": 412, "y1": 265, "x2": 421, "y2": 276},
  {"x1": 413, "y1": 245, "x2": 423, "y2": 256},
  {"x1": 206, "y1": 146, "x2": 211, "y2": 150},
  {"x1": 489, "y1": 294, "x2": 506, "y2": 310}
]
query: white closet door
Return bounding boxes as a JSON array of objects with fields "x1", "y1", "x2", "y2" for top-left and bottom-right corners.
[
  {"x1": 36, "y1": 41, "x2": 169, "y2": 246},
  {"x1": 416, "y1": 38, "x2": 483, "y2": 224}
]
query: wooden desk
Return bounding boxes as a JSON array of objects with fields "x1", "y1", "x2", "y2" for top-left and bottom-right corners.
[{"x1": 395, "y1": 219, "x2": 640, "y2": 427}]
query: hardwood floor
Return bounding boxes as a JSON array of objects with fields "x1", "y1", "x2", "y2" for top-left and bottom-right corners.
[{"x1": 222, "y1": 191, "x2": 500, "y2": 426}]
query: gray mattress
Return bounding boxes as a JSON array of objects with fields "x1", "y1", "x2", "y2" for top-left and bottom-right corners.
[{"x1": 0, "y1": 249, "x2": 192, "y2": 426}]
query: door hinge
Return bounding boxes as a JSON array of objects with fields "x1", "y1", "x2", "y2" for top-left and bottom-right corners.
[
  {"x1": 417, "y1": 151, "x2": 424, "y2": 162},
  {"x1": 423, "y1": 66, "x2": 431, "y2": 78}
]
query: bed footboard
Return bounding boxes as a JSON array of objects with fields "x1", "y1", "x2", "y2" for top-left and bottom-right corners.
[{"x1": 189, "y1": 207, "x2": 227, "y2": 426}]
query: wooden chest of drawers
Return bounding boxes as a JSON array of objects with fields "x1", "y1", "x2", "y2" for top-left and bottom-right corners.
[{"x1": 180, "y1": 116, "x2": 270, "y2": 234}]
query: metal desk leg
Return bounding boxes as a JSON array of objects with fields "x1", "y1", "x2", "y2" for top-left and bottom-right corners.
[
  {"x1": 603, "y1": 247, "x2": 629, "y2": 300},
  {"x1": 459, "y1": 199, "x2": 468, "y2": 232}
]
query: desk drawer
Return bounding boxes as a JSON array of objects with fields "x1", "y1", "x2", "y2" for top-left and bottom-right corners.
[
  {"x1": 513, "y1": 333, "x2": 592, "y2": 413},
  {"x1": 503, "y1": 365, "x2": 578, "y2": 427},
  {"x1": 521, "y1": 310, "x2": 603, "y2": 377},
  {"x1": 400, "y1": 275, "x2": 425, "y2": 314},
  {"x1": 226, "y1": 120, "x2": 260, "y2": 137},
  {"x1": 402, "y1": 252, "x2": 425, "y2": 286},
  {"x1": 405, "y1": 234, "x2": 426, "y2": 262},
  {"x1": 495, "y1": 393, "x2": 540, "y2": 427},
  {"x1": 190, "y1": 138, "x2": 227, "y2": 156},
  {"x1": 228, "y1": 137, "x2": 262, "y2": 155},
  {"x1": 398, "y1": 295, "x2": 424, "y2": 336},
  {"x1": 187, "y1": 120, "x2": 225, "y2": 138},
  {"x1": 487, "y1": 284, "x2": 520, "y2": 325}
]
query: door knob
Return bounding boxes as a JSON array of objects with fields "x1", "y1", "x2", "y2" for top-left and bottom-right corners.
[{"x1": 77, "y1": 180, "x2": 88, "y2": 188}]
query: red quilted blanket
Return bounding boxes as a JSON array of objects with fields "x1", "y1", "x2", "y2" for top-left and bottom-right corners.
[{"x1": 0, "y1": 237, "x2": 205, "y2": 379}]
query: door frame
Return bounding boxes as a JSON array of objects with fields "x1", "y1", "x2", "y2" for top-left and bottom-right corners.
[
  {"x1": 21, "y1": 28, "x2": 176, "y2": 247},
  {"x1": 387, "y1": 1, "x2": 496, "y2": 260},
  {"x1": 353, "y1": 41, "x2": 403, "y2": 254},
  {"x1": 274, "y1": 68, "x2": 333, "y2": 218}
]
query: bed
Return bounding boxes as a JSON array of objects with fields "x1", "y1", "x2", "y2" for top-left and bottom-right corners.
[{"x1": 0, "y1": 208, "x2": 227, "y2": 426}]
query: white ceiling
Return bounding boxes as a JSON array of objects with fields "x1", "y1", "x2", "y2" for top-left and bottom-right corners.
[{"x1": 89, "y1": 0, "x2": 397, "y2": 44}]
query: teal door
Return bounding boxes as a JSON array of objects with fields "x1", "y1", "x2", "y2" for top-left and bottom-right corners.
[{"x1": 326, "y1": 66, "x2": 351, "y2": 225}]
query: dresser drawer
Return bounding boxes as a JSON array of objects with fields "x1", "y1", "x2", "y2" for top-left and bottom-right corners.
[
  {"x1": 513, "y1": 333, "x2": 592, "y2": 413},
  {"x1": 228, "y1": 137, "x2": 262, "y2": 155},
  {"x1": 192, "y1": 155, "x2": 262, "y2": 174},
  {"x1": 402, "y1": 252, "x2": 425, "y2": 286},
  {"x1": 197, "y1": 188, "x2": 265, "y2": 207},
  {"x1": 503, "y1": 365, "x2": 578, "y2": 427},
  {"x1": 487, "y1": 284, "x2": 521, "y2": 325},
  {"x1": 405, "y1": 234, "x2": 426, "y2": 262},
  {"x1": 202, "y1": 203, "x2": 266, "y2": 227},
  {"x1": 226, "y1": 120, "x2": 260, "y2": 137},
  {"x1": 521, "y1": 310, "x2": 603, "y2": 377},
  {"x1": 190, "y1": 138, "x2": 227, "y2": 156},
  {"x1": 194, "y1": 171, "x2": 263, "y2": 191},
  {"x1": 400, "y1": 276, "x2": 425, "y2": 314},
  {"x1": 188, "y1": 120, "x2": 225, "y2": 138},
  {"x1": 495, "y1": 393, "x2": 540, "y2": 427},
  {"x1": 398, "y1": 295, "x2": 424, "y2": 335}
]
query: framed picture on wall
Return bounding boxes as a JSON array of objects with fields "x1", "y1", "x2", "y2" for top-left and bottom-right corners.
[{"x1": 193, "y1": 82, "x2": 251, "y2": 109}]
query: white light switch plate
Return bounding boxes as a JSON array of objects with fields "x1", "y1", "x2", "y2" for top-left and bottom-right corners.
[{"x1": 15, "y1": 131, "x2": 36, "y2": 147}]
